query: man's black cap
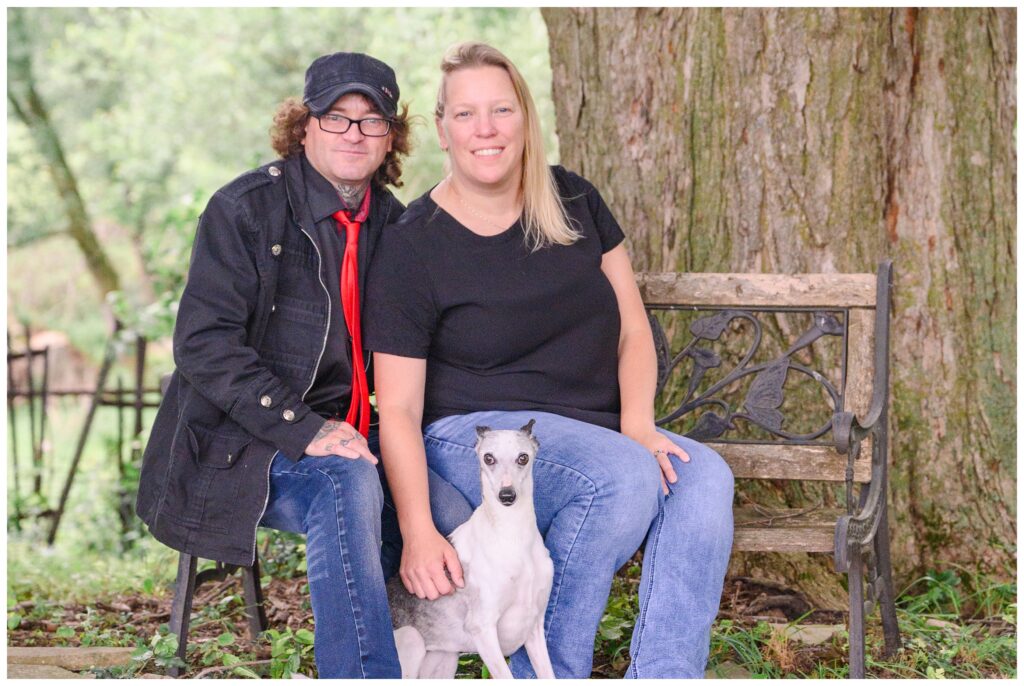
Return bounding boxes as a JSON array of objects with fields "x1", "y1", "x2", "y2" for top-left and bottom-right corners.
[{"x1": 303, "y1": 52, "x2": 399, "y2": 118}]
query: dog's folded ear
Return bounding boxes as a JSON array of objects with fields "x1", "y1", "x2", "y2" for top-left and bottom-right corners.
[
  {"x1": 519, "y1": 419, "x2": 536, "y2": 436},
  {"x1": 475, "y1": 426, "x2": 492, "y2": 438}
]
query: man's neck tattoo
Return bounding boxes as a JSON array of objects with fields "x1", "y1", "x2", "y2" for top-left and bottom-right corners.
[{"x1": 336, "y1": 182, "x2": 369, "y2": 211}]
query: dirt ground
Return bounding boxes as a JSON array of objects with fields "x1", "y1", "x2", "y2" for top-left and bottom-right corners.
[{"x1": 7, "y1": 573, "x2": 844, "y2": 677}]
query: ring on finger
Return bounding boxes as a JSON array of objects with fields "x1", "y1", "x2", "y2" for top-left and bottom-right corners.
[{"x1": 653, "y1": 448, "x2": 667, "y2": 457}]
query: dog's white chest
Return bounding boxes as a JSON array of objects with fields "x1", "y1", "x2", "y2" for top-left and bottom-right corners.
[{"x1": 451, "y1": 522, "x2": 554, "y2": 655}]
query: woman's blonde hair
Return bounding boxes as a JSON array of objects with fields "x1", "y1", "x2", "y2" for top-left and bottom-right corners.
[{"x1": 435, "y1": 42, "x2": 580, "y2": 250}]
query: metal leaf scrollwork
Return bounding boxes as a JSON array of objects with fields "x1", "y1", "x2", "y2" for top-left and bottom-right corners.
[
  {"x1": 681, "y1": 346, "x2": 721, "y2": 406},
  {"x1": 684, "y1": 407, "x2": 733, "y2": 442},
  {"x1": 690, "y1": 310, "x2": 734, "y2": 340},
  {"x1": 739, "y1": 359, "x2": 789, "y2": 432},
  {"x1": 784, "y1": 312, "x2": 844, "y2": 357},
  {"x1": 649, "y1": 313, "x2": 672, "y2": 394},
  {"x1": 653, "y1": 307, "x2": 847, "y2": 443}
]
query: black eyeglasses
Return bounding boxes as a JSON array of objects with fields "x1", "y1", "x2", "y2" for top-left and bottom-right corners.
[{"x1": 317, "y1": 113, "x2": 393, "y2": 137}]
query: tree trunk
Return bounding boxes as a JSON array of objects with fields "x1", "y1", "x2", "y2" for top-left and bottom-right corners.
[
  {"x1": 543, "y1": 7, "x2": 1015, "y2": 606},
  {"x1": 7, "y1": 7, "x2": 121, "y2": 300}
]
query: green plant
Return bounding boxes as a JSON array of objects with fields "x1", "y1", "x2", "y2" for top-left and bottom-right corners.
[
  {"x1": 263, "y1": 627, "x2": 316, "y2": 678},
  {"x1": 898, "y1": 569, "x2": 965, "y2": 616},
  {"x1": 257, "y1": 529, "x2": 308, "y2": 580},
  {"x1": 709, "y1": 619, "x2": 781, "y2": 678},
  {"x1": 130, "y1": 628, "x2": 186, "y2": 674},
  {"x1": 193, "y1": 631, "x2": 261, "y2": 678}
]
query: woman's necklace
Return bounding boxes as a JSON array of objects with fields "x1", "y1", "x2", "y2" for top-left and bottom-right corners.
[{"x1": 447, "y1": 178, "x2": 520, "y2": 232}]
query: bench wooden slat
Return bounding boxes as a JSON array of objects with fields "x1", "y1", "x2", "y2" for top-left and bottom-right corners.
[
  {"x1": 636, "y1": 272, "x2": 877, "y2": 308},
  {"x1": 711, "y1": 442, "x2": 871, "y2": 483},
  {"x1": 845, "y1": 308, "x2": 875, "y2": 417},
  {"x1": 732, "y1": 506, "x2": 844, "y2": 553}
]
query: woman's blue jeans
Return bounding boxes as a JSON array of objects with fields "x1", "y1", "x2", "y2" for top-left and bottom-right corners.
[{"x1": 421, "y1": 410, "x2": 735, "y2": 678}]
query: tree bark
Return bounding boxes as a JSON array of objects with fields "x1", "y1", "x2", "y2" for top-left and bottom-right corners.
[
  {"x1": 543, "y1": 7, "x2": 1015, "y2": 605},
  {"x1": 7, "y1": 7, "x2": 121, "y2": 299}
]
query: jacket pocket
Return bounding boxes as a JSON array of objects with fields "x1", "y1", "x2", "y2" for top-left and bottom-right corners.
[{"x1": 187, "y1": 423, "x2": 252, "y2": 470}]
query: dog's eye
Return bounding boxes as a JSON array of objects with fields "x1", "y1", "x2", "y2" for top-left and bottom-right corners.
[
  {"x1": 483, "y1": 453, "x2": 496, "y2": 465},
  {"x1": 517, "y1": 453, "x2": 530, "y2": 466}
]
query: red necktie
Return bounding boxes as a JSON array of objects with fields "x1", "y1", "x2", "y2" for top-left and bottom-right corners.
[{"x1": 333, "y1": 189, "x2": 372, "y2": 437}]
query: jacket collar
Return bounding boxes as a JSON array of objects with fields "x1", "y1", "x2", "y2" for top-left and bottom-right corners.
[{"x1": 283, "y1": 153, "x2": 394, "y2": 231}]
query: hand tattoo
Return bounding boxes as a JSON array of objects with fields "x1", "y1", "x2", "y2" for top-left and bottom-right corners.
[{"x1": 314, "y1": 420, "x2": 341, "y2": 442}]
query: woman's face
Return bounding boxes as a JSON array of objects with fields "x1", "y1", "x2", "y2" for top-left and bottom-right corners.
[{"x1": 436, "y1": 65, "x2": 526, "y2": 191}]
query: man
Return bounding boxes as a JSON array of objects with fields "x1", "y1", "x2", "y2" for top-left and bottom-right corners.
[{"x1": 136, "y1": 52, "x2": 419, "y2": 678}]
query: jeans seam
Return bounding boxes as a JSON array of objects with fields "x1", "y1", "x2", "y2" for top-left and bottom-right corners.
[
  {"x1": 316, "y1": 465, "x2": 370, "y2": 679},
  {"x1": 629, "y1": 504, "x2": 665, "y2": 678},
  {"x1": 422, "y1": 433, "x2": 472, "y2": 451}
]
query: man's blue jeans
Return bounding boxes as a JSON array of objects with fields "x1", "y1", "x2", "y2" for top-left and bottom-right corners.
[
  {"x1": 257, "y1": 449, "x2": 399, "y2": 678},
  {"x1": 421, "y1": 410, "x2": 735, "y2": 678},
  {"x1": 258, "y1": 436, "x2": 472, "y2": 678}
]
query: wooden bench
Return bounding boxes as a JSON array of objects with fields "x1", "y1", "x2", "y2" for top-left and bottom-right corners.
[{"x1": 638, "y1": 260, "x2": 900, "y2": 678}]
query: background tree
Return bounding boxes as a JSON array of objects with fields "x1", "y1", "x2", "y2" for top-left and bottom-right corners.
[
  {"x1": 542, "y1": 7, "x2": 1015, "y2": 606},
  {"x1": 8, "y1": 8, "x2": 121, "y2": 300}
]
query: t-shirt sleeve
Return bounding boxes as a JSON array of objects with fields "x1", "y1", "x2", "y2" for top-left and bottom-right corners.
[
  {"x1": 363, "y1": 225, "x2": 438, "y2": 359},
  {"x1": 557, "y1": 166, "x2": 626, "y2": 253}
]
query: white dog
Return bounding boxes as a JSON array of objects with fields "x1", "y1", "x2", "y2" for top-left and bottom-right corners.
[{"x1": 387, "y1": 420, "x2": 555, "y2": 679}]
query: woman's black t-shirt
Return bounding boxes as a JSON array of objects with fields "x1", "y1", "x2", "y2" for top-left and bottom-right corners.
[{"x1": 363, "y1": 166, "x2": 626, "y2": 431}]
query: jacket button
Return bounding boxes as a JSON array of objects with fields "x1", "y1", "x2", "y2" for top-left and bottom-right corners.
[
  {"x1": 260, "y1": 395, "x2": 272, "y2": 407},
  {"x1": 271, "y1": 304, "x2": 276, "y2": 313},
  {"x1": 271, "y1": 244, "x2": 282, "y2": 256},
  {"x1": 227, "y1": 453, "x2": 234, "y2": 464},
  {"x1": 268, "y1": 166, "x2": 281, "y2": 177},
  {"x1": 282, "y1": 409, "x2": 296, "y2": 422}
]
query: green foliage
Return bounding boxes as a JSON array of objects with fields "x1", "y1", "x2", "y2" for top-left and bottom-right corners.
[
  {"x1": 709, "y1": 619, "x2": 782, "y2": 678},
  {"x1": 8, "y1": 7, "x2": 556, "y2": 361},
  {"x1": 257, "y1": 529, "x2": 308, "y2": 580},
  {"x1": 264, "y1": 627, "x2": 316, "y2": 679},
  {"x1": 594, "y1": 562, "x2": 640, "y2": 669},
  {"x1": 704, "y1": 568, "x2": 1017, "y2": 679},
  {"x1": 130, "y1": 628, "x2": 186, "y2": 673},
  {"x1": 7, "y1": 394, "x2": 180, "y2": 603}
]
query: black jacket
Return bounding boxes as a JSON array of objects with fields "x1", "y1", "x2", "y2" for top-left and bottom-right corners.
[{"x1": 135, "y1": 154, "x2": 404, "y2": 566}]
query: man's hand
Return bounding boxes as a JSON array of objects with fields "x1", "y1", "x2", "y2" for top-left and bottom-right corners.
[{"x1": 305, "y1": 419, "x2": 377, "y2": 464}]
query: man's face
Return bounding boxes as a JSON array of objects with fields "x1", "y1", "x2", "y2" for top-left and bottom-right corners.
[{"x1": 303, "y1": 93, "x2": 393, "y2": 189}]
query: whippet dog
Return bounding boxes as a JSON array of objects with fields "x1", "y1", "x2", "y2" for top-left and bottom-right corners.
[{"x1": 388, "y1": 420, "x2": 555, "y2": 679}]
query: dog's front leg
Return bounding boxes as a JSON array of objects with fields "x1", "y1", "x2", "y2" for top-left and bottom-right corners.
[
  {"x1": 467, "y1": 619, "x2": 515, "y2": 679},
  {"x1": 523, "y1": 618, "x2": 555, "y2": 679}
]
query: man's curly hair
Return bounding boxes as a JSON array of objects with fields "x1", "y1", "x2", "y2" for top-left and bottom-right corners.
[{"x1": 269, "y1": 96, "x2": 412, "y2": 188}]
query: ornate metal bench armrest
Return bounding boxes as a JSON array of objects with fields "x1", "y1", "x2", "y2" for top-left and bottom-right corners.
[
  {"x1": 834, "y1": 472, "x2": 887, "y2": 573},
  {"x1": 833, "y1": 260, "x2": 894, "y2": 455}
]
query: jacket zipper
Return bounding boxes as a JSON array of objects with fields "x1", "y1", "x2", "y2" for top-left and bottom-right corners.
[
  {"x1": 251, "y1": 185, "x2": 394, "y2": 564},
  {"x1": 252, "y1": 220, "x2": 332, "y2": 566}
]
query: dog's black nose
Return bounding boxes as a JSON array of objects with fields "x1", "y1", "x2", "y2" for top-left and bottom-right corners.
[{"x1": 498, "y1": 487, "x2": 517, "y2": 506}]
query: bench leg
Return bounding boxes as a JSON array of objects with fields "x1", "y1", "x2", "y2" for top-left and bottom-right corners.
[
  {"x1": 241, "y1": 556, "x2": 268, "y2": 639},
  {"x1": 873, "y1": 503, "x2": 902, "y2": 657},
  {"x1": 847, "y1": 547, "x2": 866, "y2": 679},
  {"x1": 167, "y1": 552, "x2": 197, "y2": 677}
]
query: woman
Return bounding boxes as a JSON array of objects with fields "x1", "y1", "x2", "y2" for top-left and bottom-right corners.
[{"x1": 364, "y1": 42, "x2": 734, "y2": 678}]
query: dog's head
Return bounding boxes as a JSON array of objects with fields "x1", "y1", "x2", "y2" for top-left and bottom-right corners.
[{"x1": 473, "y1": 420, "x2": 540, "y2": 508}]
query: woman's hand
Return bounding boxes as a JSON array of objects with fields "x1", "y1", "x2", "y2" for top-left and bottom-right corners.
[
  {"x1": 399, "y1": 526, "x2": 465, "y2": 600},
  {"x1": 629, "y1": 427, "x2": 690, "y2": 495}
]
